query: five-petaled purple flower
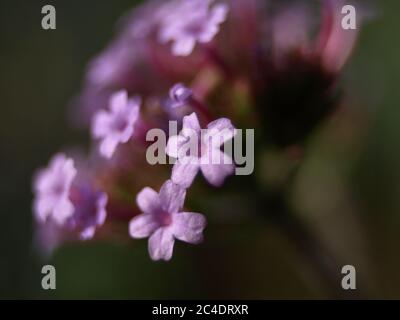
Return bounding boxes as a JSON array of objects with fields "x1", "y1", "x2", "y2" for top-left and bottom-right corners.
[
  {"x1": 92, "y1": 90, "x2": 141, "y2": 158},
  {"x1": 166, "y1": 112, "x2": 236, "y2": 188},
  {"x1": 129, "y1": 180, "x2": 207, "y2": 261},
  {"x1": 67, "y1": 184, "x2": 108, "y2": 240},
  {"x1": 33, "y1": 153, "x2": 77, "y2": 225},
  {"x1": 159, "y1": 0, "x2": 229, "y2": 56}
]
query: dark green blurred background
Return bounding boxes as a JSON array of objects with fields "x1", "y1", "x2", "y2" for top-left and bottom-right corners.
[{"x1": 1, "y1": 0, "x2": 400, "y2": 299}]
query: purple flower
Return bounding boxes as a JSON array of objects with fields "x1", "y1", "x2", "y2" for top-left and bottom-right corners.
[
  {"x1": 86, "y1": 41, "x2": 134, "y2": 89},
  {"x1": 159, "y1": 0, "x2": 229, "y2": 56},
  {"x1": 33, "y1": 153, "x2": 77, "y2": 225},
  {"x1": 166, "y1": 112, "x2": 236, "y2": 188},
  {"x1": 129, "y1": 180, "x2": 206, "y2": 261},
  {"x1": 167, "y1": 83, "x2": 193, "y2": 108},
  {"x1": 92, "y1": 90, "x2": 141, "y2": 158},
  {"x1": 67, "y1": 184, "x2": 108, "y2": 240},
  {"x1": 34, "y1": 163, "x2": 108, "y2": 254}
]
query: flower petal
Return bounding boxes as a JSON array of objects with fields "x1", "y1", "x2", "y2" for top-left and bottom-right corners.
[
  {"x1": 198, "y1": 25, "x2": 218, "y2": 43},
  {"x1": 171, "y1": 156, "x2": 199, "y2": 188},
  {"x1": 127, "y1": 97, "x2": 141, "y2": 123},
  {"x1": 182, "y1": 113, "x2": 201, "y2": 136},
  {"x1": 159, "y1": 180, "x2": 186, "y2": 214},
  {"x1": 200, "y1": 149, "x2": 235, "y2": 186},
  {"x1": 95, "y1": 193, "x2": 108, "y2": 226},
  {"x1": 80, "y1": 227, "x2": 96, "y2": 240},
  {"x1": 173, "y1": 212, "x2": 206, "y2": 244},
  {"x1": 99, "y1": 136, "x2": 119, "y2": 158},
  {"x1": 129, "y1": 213, "x2": 159, "y2": 238},
  {"x1": 119, "y1": 125, "x2": 134, "y2": 144},
  {"x1": 136, "y1": 187, "x2": 160, "y2": 215},
  {"x1": 33, "y1": 196, "x2": 54, "y2": 222},
  {"x1": 62, "y1": 158, "x2": 77, "y2": 187},
  {"x1": 148, "y1": 227, "x2": 175, "y2": 261},
  {"x1": 209, "y1": 3, "x2": 229, "y2": 25},
  {"x1": 53, "y1": 198, "x2": 75, "y2": 225},
  {"x1": 110, "y1": 90, "x2": 128, "y2": 113},
  {"x1": 172, "y1": 37, "x2": 196, "y2": 56},
  {"x1": 91, "y1": 110, "x2": 111, "y2": 138},
  {"x1": 166, "y1": 134, "x2": 189, "y2": 158},
  {"x1": 206, "y1": 117, "x2": 236, "y2": 147}
]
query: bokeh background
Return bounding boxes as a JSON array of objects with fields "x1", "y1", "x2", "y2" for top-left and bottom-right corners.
[{"x1": 1, "y1": 0, "x2": 400, "y2": 299}]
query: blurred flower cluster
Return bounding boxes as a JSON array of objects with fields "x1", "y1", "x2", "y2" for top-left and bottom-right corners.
[{"x1": 32, "y1": 0, "x2": 360, "y2": 261}]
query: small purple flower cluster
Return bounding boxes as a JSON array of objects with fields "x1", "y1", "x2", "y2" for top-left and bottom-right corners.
[{"x1": 33, "y1": 0, "x2": 360, "y2": 260}]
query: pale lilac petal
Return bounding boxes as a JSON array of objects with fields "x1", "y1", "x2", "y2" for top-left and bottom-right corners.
[
  {"x1": 148, "y1": 227, "x2": 175, "y2": 261},
  {"x1": 63, "y1": 158, "x2": 77, "y2": 186},
  {"x1": 136, "y1": 187, "x2": 160, "y2": 215},
  {"x1": 91, "y1": 111, "x2": 111, "y2": 138},
  {"x1": 200, "y1": 149, "x2": 235, "y2": 186},
  {"x1": 80, "y1": 227, "x2": 96, "y2": 240},
  {"x1": 119, "y1": 125, "x2": 134, "y2": 143},
  {"x1": 33, "y1": 168, "x2": 51, "y2": 193},
  {"x1": 99, "y1": 136, "x2": 119, "y2": 158},
  {"x1": 171, "y1": 156, "x2": 199, "y2": 188},
  {"x1": 173, "y1": 212, "x2": 206, "y2": 244},
  {"x1": 158, "y1": 23, "x2": 176, "y2": 43},
  {"x1": 182, "y1": 112, "x2": 201, "y2": 137},
  {"x1": 127, "y1": 97, "x2": 141, "y2": 122},
  {"x1": 53, "y1": 198, "x2": 75, "y2": 225},
  {"x1": 159, "y1": 180, "x2": 186, "y2": 214},
  {"x1": 209, "y1": 3, "x2": 228, "y2": 25},
  {"x1": 198, "y1": 25, "x2": 218, "y2": 43},
  {"x1": 95, "y1": 193, "x2": 108, "y2": 226},
  {"x1": 206, "y1": 118, "x2": 236, "y2": 147},
  {"x1": 49, "y1": 153, "x2": 68, "y2": 171},
  {"x1": 110, "y1": 90, "x2": 128, "y2": 113},
  {"x1": 34, "y1": 197, "x2": 54, "y2": 222},
  {"x1": 172, "y1": 37, "x2": 196, "y2": 56},
  {"x1": 129, "y1": 213, "x2": 160, "y2": 238},
  {"x1": 166, "y1": 135, "x2": 189, "y2": 158}
]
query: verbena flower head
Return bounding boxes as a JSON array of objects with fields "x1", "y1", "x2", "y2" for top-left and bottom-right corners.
[
  {"x1": 129, "y1": 180, "x2": 206, "y2": 261},
  {"x1": 166, "y1": 112, "x2": 236, "y2": 188},
  {"x1": 33, "y1": 153, "x2": 77, "y2": 225},
  {"x1": 159, "y1": 0, "x2": 229, "y2": 56},
  {"x1": 33, "y1": 0, "x2": 362, "y2": 262},
  {"x1": 92, "y1": 90, "x2": 141, "y2": 158}
]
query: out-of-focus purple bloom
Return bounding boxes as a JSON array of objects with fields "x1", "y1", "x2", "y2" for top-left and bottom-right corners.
[
  {"x1": 159, "y1": 0, "x2": 229, "y2": 56},
  {"x1": 67, "y1": 185, "x2": 108, "y2": 240},
  {"x1": 33, "y1": 154, "x2": 77, "y2": 225},
  {"x1": 125, "y1": 0, "x2": 177, "y2": 39},
  {"x1": 92, "y1": 90, "x2": 141, "y2": 158},
  {"x1": 166, "y1": 112, "x2": 236, "y2": 188},
  {"x1": 167, "y1": 83, "x2": 193, "y2": 108},
  {"x1": 34, "y1": 185, "x2": 108, "y2": 255},
  {"x1": 86, "y1": 41, "x2": 134, "y2": 89},
  {"x1": 129, "y1": 180, "x2": 206, "y2": 261}
]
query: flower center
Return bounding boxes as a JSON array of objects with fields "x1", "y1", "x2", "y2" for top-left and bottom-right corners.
[
  {"x1": 112, "y1": 114, "x2": 128, "y2": 132},
  {"x1": 185, "y1": 19, "x2": 205, "y2": 36},
  {"x1": 51, "y1": 181, "x2": 65, "y2": 197},
  {"x1": 157, "y1": 210, "x2": 172, "y2": 227}
]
